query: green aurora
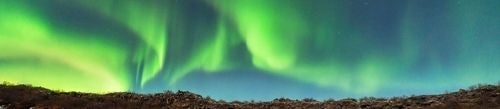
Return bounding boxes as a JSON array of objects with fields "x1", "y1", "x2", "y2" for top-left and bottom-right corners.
[{"x1": 1, "y1": 0, "x2": 499, "y2": 100}]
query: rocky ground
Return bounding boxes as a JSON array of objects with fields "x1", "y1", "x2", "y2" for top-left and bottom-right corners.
[{"x1": 0, "y1": 83, "x2": 499, "y2": 109}]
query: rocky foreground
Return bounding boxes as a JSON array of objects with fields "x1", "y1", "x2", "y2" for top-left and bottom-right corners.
[{"x1": 0, "y1": 83, "x2": 499, "y2": 109}]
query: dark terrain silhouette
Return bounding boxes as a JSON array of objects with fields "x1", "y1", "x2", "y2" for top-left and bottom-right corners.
[{"x1": 0, "y1": 82, "x2": 499, "y2": 109}]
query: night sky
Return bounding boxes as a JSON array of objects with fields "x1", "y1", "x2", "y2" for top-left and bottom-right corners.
[{"x1": 1, "y1": 0, "x2": 499, "y2": 101}]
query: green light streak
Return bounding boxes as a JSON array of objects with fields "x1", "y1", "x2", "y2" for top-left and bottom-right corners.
[
  {"x1": 210, "y1": 0, "x2": 305, "y2": 71},
  {"x1": 0, "y1": 1, "x2": 129, "y2": 92},
  {"x1": 72, "y1": 0, "x2": 169, "y2": 87},
  {"x1": 168, "y1": 18, "x2": 230, "y2": 84},
  {"x1": 207, "y1": 0, "x2": 389, "y2": 94}
]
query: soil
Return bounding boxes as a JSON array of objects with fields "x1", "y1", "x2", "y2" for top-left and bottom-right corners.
[{"x1": 0, "y1": 83, "x2": 499, "y2": 109}]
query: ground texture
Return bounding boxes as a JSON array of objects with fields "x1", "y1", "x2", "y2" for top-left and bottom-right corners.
[{"x1": 0, "y1": 84, "x2": 499, "y2": 109}]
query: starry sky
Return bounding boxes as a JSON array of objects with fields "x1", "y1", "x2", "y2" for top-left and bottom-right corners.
[{"x1": 1, "y1": 0, "x2": 499, "y2": 101}]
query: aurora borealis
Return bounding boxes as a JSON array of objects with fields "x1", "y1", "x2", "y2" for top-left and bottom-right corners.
[{"x1": 1, "y1": 0, "x2": 499, "y2": 100}]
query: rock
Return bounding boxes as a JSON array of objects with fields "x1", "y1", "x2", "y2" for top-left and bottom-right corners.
[{"x1": 422, "y1": 100, "x2": 437, "y2": 105}]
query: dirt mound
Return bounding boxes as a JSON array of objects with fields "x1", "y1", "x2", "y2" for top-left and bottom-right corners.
[{"x1": 1, "y1": 83, "x2": 499, "y2": 109}]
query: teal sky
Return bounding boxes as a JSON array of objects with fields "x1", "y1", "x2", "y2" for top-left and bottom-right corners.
[{"x1": 0, "y1": 0, "x2": 499, "y2": 101}]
